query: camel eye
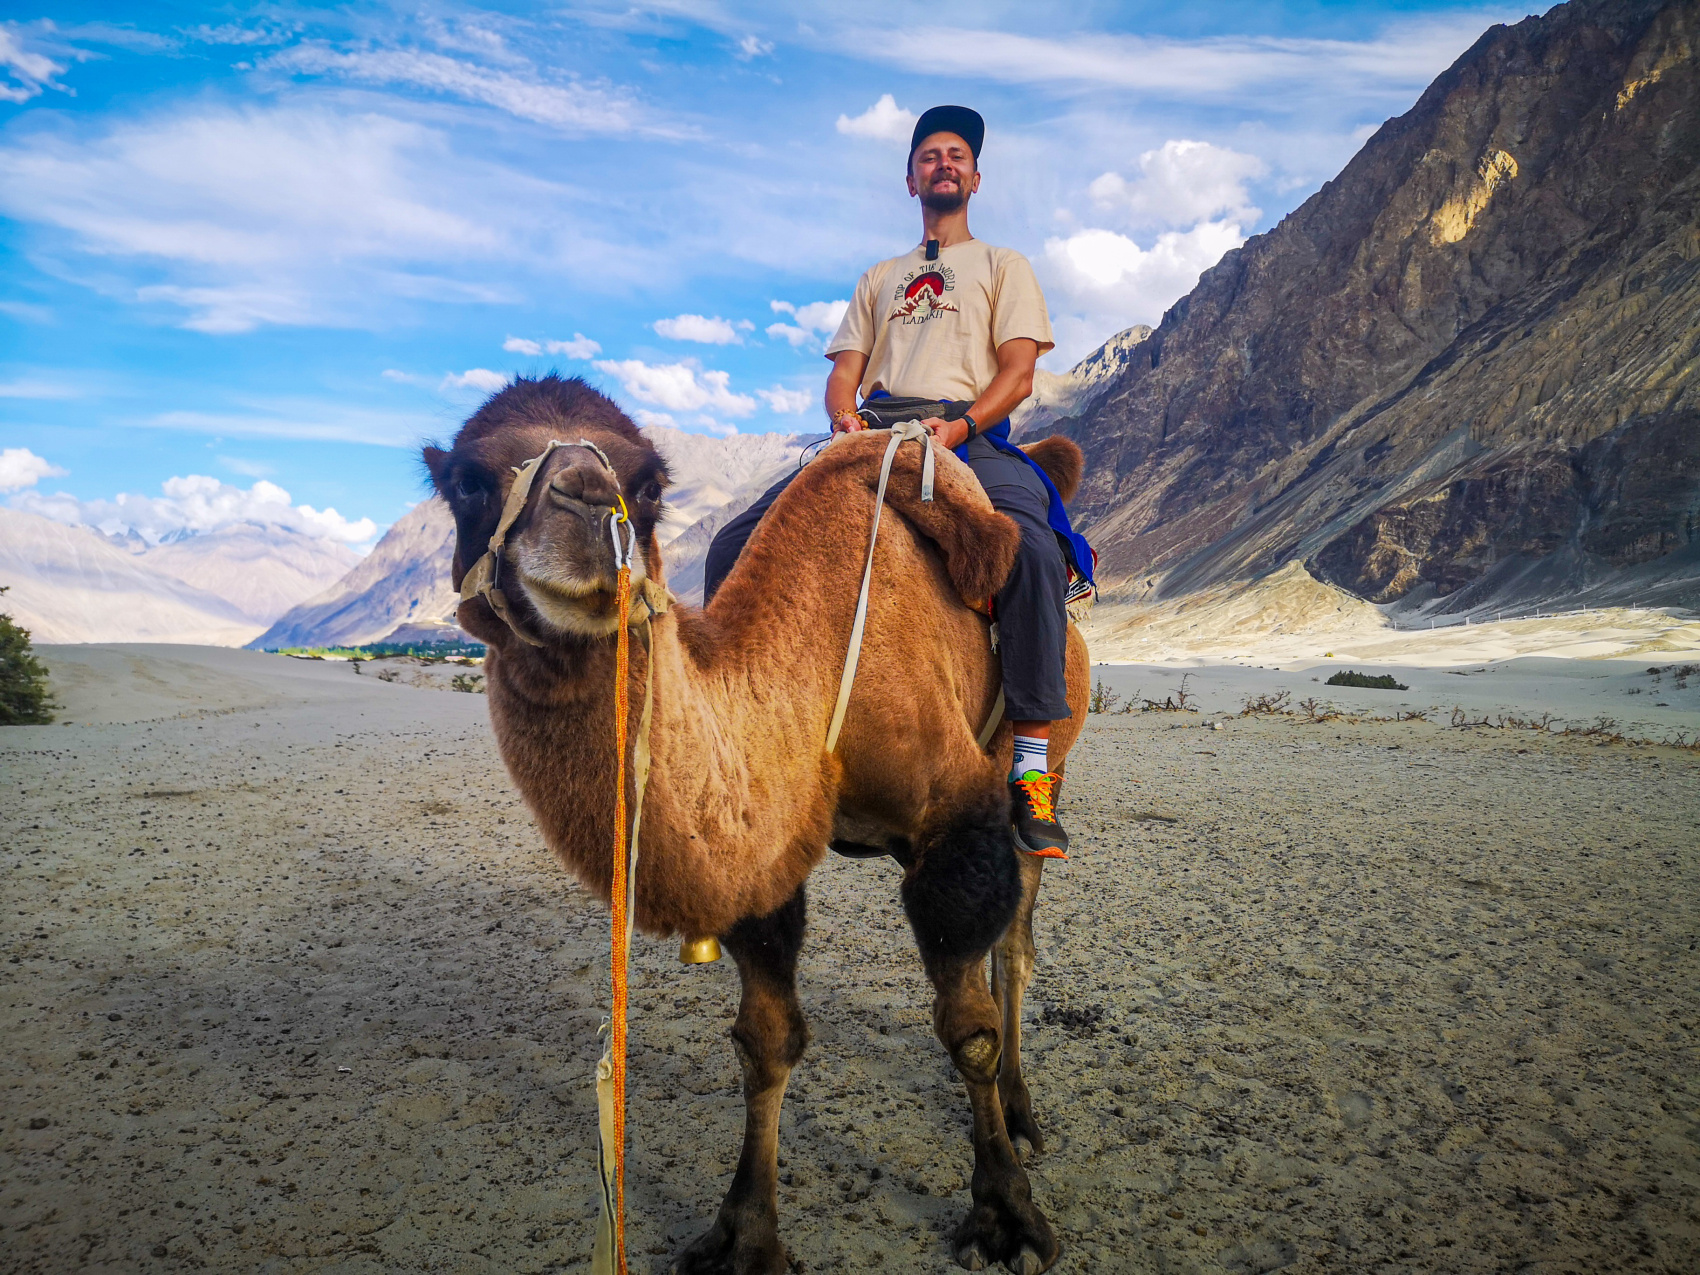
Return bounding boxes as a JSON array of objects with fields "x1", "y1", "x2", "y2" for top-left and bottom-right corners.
[
  {"x1": 452, "y1": 475, "x2": 487, "y2": 506},
  {"x1": 640, "y1": 480, "x2": 662, "y2": 503}
]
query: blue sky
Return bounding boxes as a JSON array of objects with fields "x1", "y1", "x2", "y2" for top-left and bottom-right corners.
[{"x1": 0, "y1": 0, "x2": 1533, "y2": 548}]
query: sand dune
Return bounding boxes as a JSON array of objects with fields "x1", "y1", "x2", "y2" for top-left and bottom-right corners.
[{"x1": 3, "y1": 645, "x2": 1696, "y2": 1272}]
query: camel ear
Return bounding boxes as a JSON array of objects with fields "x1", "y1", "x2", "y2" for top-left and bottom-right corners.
[
  {"x1": 422, "y1": 445, "x2": 450, "y2": 491},
  {"x1": 1020, "y1": 437, "x2": 1083, "y2": 504}
]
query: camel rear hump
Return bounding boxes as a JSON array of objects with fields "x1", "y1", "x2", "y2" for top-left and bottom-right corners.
[{"x1": 1018, "y1": 436, "x2": 1084, "y2": 504}]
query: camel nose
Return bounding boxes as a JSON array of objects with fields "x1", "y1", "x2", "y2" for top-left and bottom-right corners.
[{"x1": 545, "y1": 457, "x2": 620, "y2": 516}]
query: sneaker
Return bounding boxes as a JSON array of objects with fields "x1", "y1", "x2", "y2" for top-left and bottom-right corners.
[{"x1": 1010, "y1": 771, "x2": 1069, "y2": 859}]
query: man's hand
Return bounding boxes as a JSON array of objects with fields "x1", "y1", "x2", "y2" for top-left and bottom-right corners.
[
  {"x1": 832, "y1": 410, "x2": 866, "y2": 433},
  {"x1": 923, "y1": 416, "x2": 970, "y2": 449}
]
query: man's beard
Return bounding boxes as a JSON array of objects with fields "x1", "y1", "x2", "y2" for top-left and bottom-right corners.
[{"x1": 920, "y1": 179, "x2": 969, "y2": 213}]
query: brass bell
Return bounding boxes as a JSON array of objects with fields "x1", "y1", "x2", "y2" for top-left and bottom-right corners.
[{"x1": 679, "y1": 935, "x2": 722, "y2": 964}]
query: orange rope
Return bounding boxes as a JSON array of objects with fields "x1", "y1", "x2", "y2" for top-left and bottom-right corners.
[{"x1": 609, "y1": 560, "x2": 632, "y2": 1275}]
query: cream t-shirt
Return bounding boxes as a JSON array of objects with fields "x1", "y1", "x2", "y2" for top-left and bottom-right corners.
[{"x1": 825, "y1": 240, "x2": 1055, "y2": 404}]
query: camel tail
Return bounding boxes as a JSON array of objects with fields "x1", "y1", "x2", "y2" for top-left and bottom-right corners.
[{"x1": 1020, "y1": 437, "x2": 1083, "y2": 504}]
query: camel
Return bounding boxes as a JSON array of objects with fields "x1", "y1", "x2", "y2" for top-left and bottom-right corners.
[{"x1": 423, "y1": 376, "x2": 1089, "y2": 1274}]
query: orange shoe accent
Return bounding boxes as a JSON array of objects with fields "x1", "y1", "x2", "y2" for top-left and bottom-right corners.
[
  {"x1": 1013, "y1": 772, "x2": 1059, "y2": 821},
  {"x1": 1025, "y1": 847, "x2": 1069, "y2": 860}
]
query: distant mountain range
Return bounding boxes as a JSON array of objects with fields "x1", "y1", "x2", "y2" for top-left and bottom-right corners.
[
  {"x1": 0, "y1": 509, "x2": 356, "y2": 644},
  {"x1": 1036, "y1": 0, "x2": 1700, "y2": 617},
  {"x1": 251, "y1": 427, "x2": 819, "y2": 647}
]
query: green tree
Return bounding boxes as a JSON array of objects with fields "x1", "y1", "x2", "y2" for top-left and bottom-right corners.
[{"x1": 0, "y1": 587, "x2": 55, "y2": 724}]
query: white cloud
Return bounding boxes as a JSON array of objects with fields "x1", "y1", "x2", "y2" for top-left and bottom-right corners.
[
  {"x1": 218, "y1": 456, "x2": 274, "y2": 478},
  {"x1": 653, "y1": 313, "x2": 748, "y2": 345},
  {"x1": 593, "y1": 359, "x2": 756, "y2": 416},
  {"x1": 1089, "y1": 140, "x2": 1266, "y2": 230},
  {"x1": 442, "y1": 368, "x2": 508, "y2": 392},
  {"x1": 0, "y1": 378, "x2": 80, "y2": 399},
  {"x1": 271, "y1": 44, "x2": 641, "y2": 135},
  {"x1": 836, "y1": 94, "x2": 916, "y2": 144},
  {"x1": 631, "y1": 409, "x2": 676, "y2": 429},
  {"x1": 183, "y1": 23, "x2": 295, "y2": 47},
  {"x1": 0, "y1": 26, "x2": 69, "y2": 105},
  {"x1": 0, "y1": 103, "x2": 603, "y2": 332},
  {"x1": 846, "y1": 14, "x2": 1528, "y2": 103},
  {"x1": 1041, "y1": 221, "x2": 1245, "y2": 363},
  {"x1": 141, "y1": 401, "x2": 432, "y2": 448},
  {"x1": 505, "y1": 333, "x2": 602, "y2": 358},
  {"x1": 0, "y1": 447, "x2": 66, "y2": 493},
  {"x1": 757, "y1": 387, "x2": 813, "y2": 414},
  {"x1": 767, "y1": 298, "x2": 849, "y2": 348},
  {"x1": 736, "y1": 35, "x2": 773, "y2": 61},
  {"x1": 12, "y1": 473, "x2": 376, "y2": 546}
]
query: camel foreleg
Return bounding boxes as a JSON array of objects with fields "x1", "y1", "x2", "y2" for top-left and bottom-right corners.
[
  {"x1": 990, "y1": 852, "x2": 1045, "y2": 1159},
  {"x1": 904, "y1": 803, "x2": 1059, "y2": 1274},
  {"x1": 672, "y1": 886, "x2": 807, "y2": 1275}
]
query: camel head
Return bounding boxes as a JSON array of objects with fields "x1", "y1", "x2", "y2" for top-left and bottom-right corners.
[{"x1": 423, "y1": 375, "x2": 670, "y2": 645}]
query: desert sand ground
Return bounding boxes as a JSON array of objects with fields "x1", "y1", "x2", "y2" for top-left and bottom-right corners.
[{"x1": 4, "y1": 644, "x2": 1698, "y2": 1274}]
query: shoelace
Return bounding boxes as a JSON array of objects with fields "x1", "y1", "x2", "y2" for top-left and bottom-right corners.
[{"x1": 1014, "y1": 772, "x2": 1059, "y2": 822}]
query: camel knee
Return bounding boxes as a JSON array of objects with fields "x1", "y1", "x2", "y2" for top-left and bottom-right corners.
[
  {"x1": 902, "y1": 800, "x2": 1021, "y2": 966},
  {"x1": 951, "y1": 1028, "x2": 1002, "y2": 1086}
]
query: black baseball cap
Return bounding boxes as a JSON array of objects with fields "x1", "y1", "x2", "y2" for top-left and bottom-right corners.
[{"x1": 909, "y1": 105, "x2": 984, "y2": 160}]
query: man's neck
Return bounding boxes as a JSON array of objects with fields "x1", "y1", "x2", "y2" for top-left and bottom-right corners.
[{"x1": 920, "y1": 206, "x2": 973, "y2": 249}]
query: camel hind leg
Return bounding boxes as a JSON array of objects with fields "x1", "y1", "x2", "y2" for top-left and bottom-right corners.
[
  {"x1": 903, "y1": 798, "x2": 1059, "y2": 1274},
  {"x1": 672, "y1": 886, "x2": 807, "y2": 1275},
  {"x1": 991, "y1": 852, "x2": 1045, "y2": 1159}
]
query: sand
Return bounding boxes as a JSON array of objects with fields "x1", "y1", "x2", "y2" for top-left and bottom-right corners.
[{"x1": 4, "y1": 645, "x2": 1698, "y2": 1273}]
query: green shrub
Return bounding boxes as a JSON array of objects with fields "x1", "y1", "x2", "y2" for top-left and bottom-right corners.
[
  {"x1": 1325, "y1": 669, "x2": 1407, "y2": 690},
  {"x1": 0, "y1": 588, "x2": 55, "y2": 724}
]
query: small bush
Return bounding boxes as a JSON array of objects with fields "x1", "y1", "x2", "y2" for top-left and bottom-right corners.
[
  {"x1": 0, "y1": 588, "x2": 55, "y2": 724},
  {"x1": 1326, "y1": 670, "x2": 1408, "y2": 690},
  {"x1": 1088, "y1": 680, "x2": 1123, "y2": 714},
  {"x1": 1240, "y1": 690, "x2": 1291, "y2": 716},
  {"x1": 450, "y1": 673, "x2": 485, "y2": 694}
]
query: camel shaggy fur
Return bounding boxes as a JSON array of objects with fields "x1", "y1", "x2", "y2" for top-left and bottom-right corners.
[{"x1": 424, "y1": 376, "x2": 1089, "y2": 1274}]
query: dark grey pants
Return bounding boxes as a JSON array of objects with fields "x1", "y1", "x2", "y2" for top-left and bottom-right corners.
[{"x1": 703, "y1": 435, "x2": 1071, "y2": 722}]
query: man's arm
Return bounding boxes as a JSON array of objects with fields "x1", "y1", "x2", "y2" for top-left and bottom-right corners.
[
  {"x1": 825, "y1": 350, "x2": 869, "y2": 432},
  {"x1": 924, "y1": 337, "x2": 1040, "y2": 449}
]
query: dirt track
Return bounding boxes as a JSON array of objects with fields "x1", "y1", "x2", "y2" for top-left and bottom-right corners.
[{"x1": 3, "y1": 647, "x2": 1697, "y2": 1273}]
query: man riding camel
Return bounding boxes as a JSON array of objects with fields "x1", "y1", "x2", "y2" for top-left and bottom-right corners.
[{"x1": 704, "y1": 104, "x2": 1090, "y2": 858}]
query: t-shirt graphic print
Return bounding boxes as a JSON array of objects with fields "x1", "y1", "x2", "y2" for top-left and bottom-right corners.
[{"x1": 889, "y1": 263, "x2": 959, "y2": 324}]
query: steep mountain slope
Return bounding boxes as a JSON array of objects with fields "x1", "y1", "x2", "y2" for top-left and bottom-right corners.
[
  {"x1": 138, "y1": 525, "x2": 359, "y2": 624},
  {"x1": 646, "y1": 426, "x2": 813, "y2": 545},
  {"x1": 1011, "y1": 325, "x2": 1152, "y2": 441},
  {"x1": 1047, "y1": 0, "x2": 1699, "y2": 615},
  {"x1": 0, "y1": 508, "x2": 261, "y2": 645},
  {"x1": 250, "y1": 498, "x2": 457, "y2": 649}
]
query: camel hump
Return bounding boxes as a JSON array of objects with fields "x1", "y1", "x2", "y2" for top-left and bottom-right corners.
[{"x1": 1019, "y1": 436, "x2": 1083, "y2": 504}]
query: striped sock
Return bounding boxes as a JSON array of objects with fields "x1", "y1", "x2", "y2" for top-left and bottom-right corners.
[{"x1": 1011, "y1": 734, "x2": 1048, "y2": 780}]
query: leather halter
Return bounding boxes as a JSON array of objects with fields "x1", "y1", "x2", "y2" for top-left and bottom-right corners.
[{"x1": 457, "y1": 438, "x2": 670, "y2": 646}]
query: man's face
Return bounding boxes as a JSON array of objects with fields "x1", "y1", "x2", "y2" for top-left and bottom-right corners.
[{"x1": 907, "y1": 131, "x2": 980, "y2": 213}]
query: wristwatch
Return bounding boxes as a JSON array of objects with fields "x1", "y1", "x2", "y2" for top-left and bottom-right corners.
[{"x1": 961, "y1": 412, "x2": 979, "y2": 442}]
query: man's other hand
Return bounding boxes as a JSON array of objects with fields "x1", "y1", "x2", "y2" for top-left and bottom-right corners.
[
  {"x1": 832, "y1": 410, "x2": 867, "y2": 433},
  {"x1": 923, "y1": 416, "x2": 970, "y2": 449}
]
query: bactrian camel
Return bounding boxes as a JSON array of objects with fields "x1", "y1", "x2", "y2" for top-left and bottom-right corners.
[{"x1": 424, "y1": 376, "x2": 1089, "y2": 1274}]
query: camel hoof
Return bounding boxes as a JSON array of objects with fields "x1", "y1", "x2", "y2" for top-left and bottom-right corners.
[
  {"x1": 956, "y1": 1240, "x2": 989, "y2": 1271},
  {"x1": 1010, "y1": 1246, "x2": 1044, "y2": 1275}
]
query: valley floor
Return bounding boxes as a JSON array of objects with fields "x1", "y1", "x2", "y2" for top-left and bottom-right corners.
[{"x1": 3, "y1": 646, "x2": 1697, "y2": 1273}]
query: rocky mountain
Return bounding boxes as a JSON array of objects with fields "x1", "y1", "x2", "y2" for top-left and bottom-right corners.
[
  {"x1": 0, "y1": 508, "x2": 262, "y2": 645},
  {"x1": 1042, "y1": 0, "x2": 1700, "y2": 617},
  {"x1": 646, "y1": 426, "x2": 814, "y2": 545},
  {"x1": 250, "y1": 498, "x2": 458, "y2": 650},
  {"x1": 134, "y1": 525, "x2": 358, "y2": 624},
  {"x1": 1010, "y1": 325, "x2": 1152, "y2": 441}
]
